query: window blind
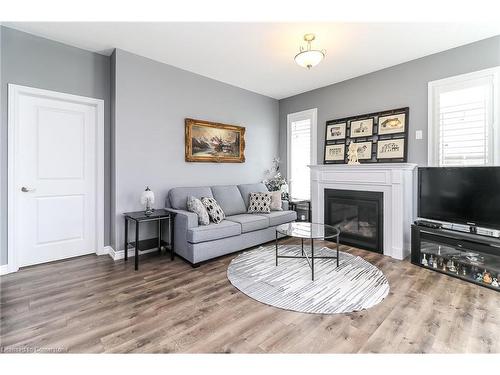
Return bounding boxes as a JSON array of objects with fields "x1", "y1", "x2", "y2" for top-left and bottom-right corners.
[{"x1": 438, "y1": 84, "x2": 490, "y2": 166}]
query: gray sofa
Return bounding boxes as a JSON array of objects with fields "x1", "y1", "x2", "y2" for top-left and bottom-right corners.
[{"x1": 165, "y1": 183, "x2": 297, "y2": 266}]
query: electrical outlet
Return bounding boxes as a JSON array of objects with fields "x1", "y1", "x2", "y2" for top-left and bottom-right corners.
[{"x1": 415, "y1": 130, "x2": 423, "y2": 140}]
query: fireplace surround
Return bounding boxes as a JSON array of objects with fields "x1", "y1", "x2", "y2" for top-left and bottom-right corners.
[{"x1": 309, "y1": 163, "x2": 417, "y2": 260}]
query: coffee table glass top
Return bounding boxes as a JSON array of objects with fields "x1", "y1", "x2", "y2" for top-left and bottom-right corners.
[{"x1": 276, "y1": 222, "x2": 339, "y2": 239}]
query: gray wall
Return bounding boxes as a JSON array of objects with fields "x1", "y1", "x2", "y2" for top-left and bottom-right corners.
[
  {"x1": 112, "y1": 49, "x2": 279, "y2": 250},
  {"x1": 279, "y1": 35, "x2": 500, "y2": 176},
  {"x1": 0, "y1": 26, "x2": 111, "y2": 264}
]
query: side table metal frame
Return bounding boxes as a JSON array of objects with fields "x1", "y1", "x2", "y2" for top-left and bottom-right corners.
[{"x1": 124, "y1": 214, "x2": 175, "y2": 271}]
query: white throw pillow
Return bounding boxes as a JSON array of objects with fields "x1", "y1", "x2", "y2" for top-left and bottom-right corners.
[
  {"x1": 201, "y1": 197, "x2": 225, "y2": 224},
  {"x1": 247, "y1": 192, "x2": 272, "y2": 214},
  {"x1": 269, "y1": 191, "x2": 282, "y2": 211},
  {"x1": 187, "y1": 196, "x2": 210, "y2": 225}
]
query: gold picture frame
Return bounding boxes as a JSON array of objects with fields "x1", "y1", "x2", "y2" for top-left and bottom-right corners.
[{"x1": 185, "y1": 118, "x2": 246, "y2": 163}]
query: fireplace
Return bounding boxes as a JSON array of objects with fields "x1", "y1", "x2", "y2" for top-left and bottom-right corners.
[{"x1": 324, "y1": 189, "x2": 383, "y2": 253}]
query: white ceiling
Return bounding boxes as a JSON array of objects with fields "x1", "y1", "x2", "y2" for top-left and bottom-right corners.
[{"x1": 4, "y1": 22, "x2": 500, "y2": 99}]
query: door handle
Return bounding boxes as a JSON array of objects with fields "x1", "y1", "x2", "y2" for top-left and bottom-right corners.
[{"x1": 21, "y1": 186, "x2": 36, "y2": 193}]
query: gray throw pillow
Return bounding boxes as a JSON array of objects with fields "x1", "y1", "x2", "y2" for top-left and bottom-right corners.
[
  {"x1": 269, "y1": 191, "x2": 283, "y2": 211},
  {"x1": 248, "y1": 192, "x2": 272, "y2": 213},
  {"x1": 187, "y1": 196, "x2": 210, "y2": 225},
  {"x1": 201, "y1": 197, "x2": 225, "y2": 224}
]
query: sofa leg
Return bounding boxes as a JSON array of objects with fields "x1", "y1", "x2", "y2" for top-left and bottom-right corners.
[{"x1": 191, "y1": 263, "x2": 200, "y2": 268}]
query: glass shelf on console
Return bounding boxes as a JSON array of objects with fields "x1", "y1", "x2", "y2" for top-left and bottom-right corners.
[{"x1": 419, "y1": 240, "x2": 500, "y2": 290}]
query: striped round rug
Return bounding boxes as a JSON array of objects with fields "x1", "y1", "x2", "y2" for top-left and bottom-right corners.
[{"x1": 227, "y1": 244, "x2": 390, "y2": 314}]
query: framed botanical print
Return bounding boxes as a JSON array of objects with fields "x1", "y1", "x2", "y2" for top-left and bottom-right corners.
[
  {"x1": 326, "y1": 122, "x2": 346, "y2": 141},
  {"x1": 354, "y1": 141, "x2": 373, "y2": 160},
  {"x1": 350, "y1": 118, "x2": 374, "y2": 138},
  {"x1": 377, "y1": 139, "x2": 405, "y2": 159},
  {"x1": 378, "y1": 112, "x2": 406, "y2": 135},
  {"x1": 185, "y1": 118, "x2": 245, "y2": 163},
  {"x1": 324, "y1": 144, "x2": 345, "y2": 163}
]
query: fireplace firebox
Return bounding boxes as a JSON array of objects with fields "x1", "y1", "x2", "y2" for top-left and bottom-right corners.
[{"x1": 324, "y1": 189, "x2": 383, "y2": 253}]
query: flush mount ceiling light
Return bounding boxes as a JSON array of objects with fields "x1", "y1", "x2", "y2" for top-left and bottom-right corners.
[{"x1": 294, "y1": 33, "x2": 326, "y2": 69}]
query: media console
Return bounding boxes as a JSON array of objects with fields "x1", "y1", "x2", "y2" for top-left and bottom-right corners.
[{"x1": 411, "y1": 224, "x2": 500, "y2": 292}]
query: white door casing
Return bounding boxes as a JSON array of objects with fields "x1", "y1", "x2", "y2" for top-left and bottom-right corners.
[{"x1": 8, "y1": 84, "x2": 104, "y2": 272}]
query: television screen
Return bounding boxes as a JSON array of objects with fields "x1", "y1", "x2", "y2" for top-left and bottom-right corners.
[{"x1": 418, "y1": 167, "x2": 500, "y2": 230}]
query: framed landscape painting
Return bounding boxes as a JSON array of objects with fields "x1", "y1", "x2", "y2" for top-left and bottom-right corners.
[{"x1": 185, "y1": 118, "x2": 246, "y2": 163}]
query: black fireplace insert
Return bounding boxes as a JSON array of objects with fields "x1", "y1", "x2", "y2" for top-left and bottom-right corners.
[{"x1": 324, "y1": 189, "x2": 383, "y2": 253}]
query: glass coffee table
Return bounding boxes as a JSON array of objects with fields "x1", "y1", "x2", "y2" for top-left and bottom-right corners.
[{"x1": 275, "y1": 222, "x2": 340, "y2": 281}]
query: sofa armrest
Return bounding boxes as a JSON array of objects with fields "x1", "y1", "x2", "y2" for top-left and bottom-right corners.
[
  {"x1": 281, "y1": 200, "x2": 289, "y2": 210},
  {"x1": 165, "y1": 208, "x2": 199, "y2": 229}
]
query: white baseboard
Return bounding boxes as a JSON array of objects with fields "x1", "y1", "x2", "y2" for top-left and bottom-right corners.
[
  {"x1": 107, "y1": 246, "x2": 159, "y2": 261},
  {"x1": 0, "y1": 264, "x2": 9, "y2": 276}
]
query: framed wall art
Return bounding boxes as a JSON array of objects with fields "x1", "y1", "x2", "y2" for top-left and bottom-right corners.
[
  {"x1": 349, "y1": 118, "x2": 374, "y2": 138},
  {"x1": 326, "y1": 122, "x2": 346, "y2": 141},
  {"x1": 354, "y1": 141, "x2": 373, "y2": 160},
  {"x1": 324, "y1": 144, "x2": 345, "y2": 163},
  {"x1": 323, "y1": 107, "x2": 409, "y2": 164},
  {"x1": 378, "y1": 112, "x2": 406, "y2": 135},
  {"x1": 377, "y1": 139, "x2": 405, "y2": 159},
  {"x1": 185, "y1": 118, "x2": 246, "y2": 163}
]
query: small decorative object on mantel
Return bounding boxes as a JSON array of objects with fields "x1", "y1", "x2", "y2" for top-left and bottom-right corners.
[
  {"x1": 324, "y1": 107, "x2": 409, "y2": 164},
  {"x1": 185, "y1": 118, "x2": 245, "y2": 163},
  {"x1": 140, "y1": 186, "x2": 155, "y2": 216},
  {"x1": 492, "y1": 278, "x2": 499, "y2": 287},
  {"x1": 347, "y1": 142, "x2": 360, "y2": 165}
]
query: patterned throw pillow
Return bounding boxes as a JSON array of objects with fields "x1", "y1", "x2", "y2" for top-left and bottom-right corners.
[
  {"x1": 269, "y1": 191, "x2": 283, "y2": 211},
  {"x1": 187, "y1": 196, "x2": 210, "y2": 225},
  {"x1": 201, "y1": 197, "x2": 225, "y2": 224},
  {"x1": 248, "y1": 192, "x2": 272, "y2": 214}
]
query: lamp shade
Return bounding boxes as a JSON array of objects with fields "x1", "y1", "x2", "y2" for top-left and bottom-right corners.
[{"x1": 294, "y1": 50, "x2": 325, "y2": 69}]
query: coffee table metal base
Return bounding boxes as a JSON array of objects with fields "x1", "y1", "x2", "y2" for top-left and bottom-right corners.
[{"x1": 275, "y1": 231, "x2": 340, "y2": 281}]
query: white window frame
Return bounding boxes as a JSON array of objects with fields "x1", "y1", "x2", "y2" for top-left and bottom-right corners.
[
  {"x1": 427, "y1": 66, "x2": 500, "y2": 167},
  {"x1": 286, "y1": 108, "x2": 318, "y2": 200}
]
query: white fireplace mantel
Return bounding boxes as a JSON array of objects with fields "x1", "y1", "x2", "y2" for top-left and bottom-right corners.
[{"x1": 309, "y1": 163, "x2": 418, "y2": 260}]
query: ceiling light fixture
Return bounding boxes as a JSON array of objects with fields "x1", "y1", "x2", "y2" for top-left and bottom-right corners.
[{"x1": 294, "y1": 33, "x2": 326, "y2": 69}]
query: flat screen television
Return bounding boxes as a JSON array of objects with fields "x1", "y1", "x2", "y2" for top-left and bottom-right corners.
[{"x1": 418, "y1": 167, "x2": 500, "y2": 230}]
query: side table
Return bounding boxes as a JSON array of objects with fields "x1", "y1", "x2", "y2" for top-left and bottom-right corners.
[
  {"x1": 123, "y1": 209, "x2": 175, "y2": 271},
  {"x1": 289, "y1": 199, "x2": 312, "y2": 222}
]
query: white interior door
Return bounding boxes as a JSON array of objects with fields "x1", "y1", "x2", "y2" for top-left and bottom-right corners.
[{"x1": 9, "y1": 85, "x2": 104, "y2": 268}]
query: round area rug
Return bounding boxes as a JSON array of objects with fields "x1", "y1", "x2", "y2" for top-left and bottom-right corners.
[{"x1": 227, "y1": 244, "x2": 389, "y2": 314}]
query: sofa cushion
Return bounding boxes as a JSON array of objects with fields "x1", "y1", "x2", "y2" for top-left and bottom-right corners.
[
  {"x1": 169, "y1": 186, "x2": 213, "y2": 210},
  {"x1": 256, "y1": 210, "x2": 297, "y2": 226},
  {"x1": 237, "y1": 183, "x2": 269, "y2": 208},
  {"x1": 225, "y1": 214, "x2": 269, "y2": 233},
  {"x1": 210, "y1": 185, "x2": 247, "y2": 216},
  {"x1": 201, "y1": 197, "x2": 225, "y2": 224},
  {"x1": 187, "y1": 220, "x2": 241, "y2": 243},
  {"x1": 269, "y1": 191, "x2": 283, "y2": 211},
  {"x1": 187, "y1": 196, "x2": 210, "y2": 225},
  {"x1": 247, "y1": 192, "x2": 272, "y2": 213}
]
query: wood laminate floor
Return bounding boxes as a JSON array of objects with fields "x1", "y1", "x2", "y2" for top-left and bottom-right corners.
[{"x1": 1, "y1": 238, "x2": 499, "y2": 353}]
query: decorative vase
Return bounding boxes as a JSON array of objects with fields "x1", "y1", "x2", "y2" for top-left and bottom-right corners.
[
  {"x1": 492, "y1": 278, "x2": 499, "y2": 287},
  {"x1": 421, "y1": 254, "x2": 428, "y2": 266}
]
